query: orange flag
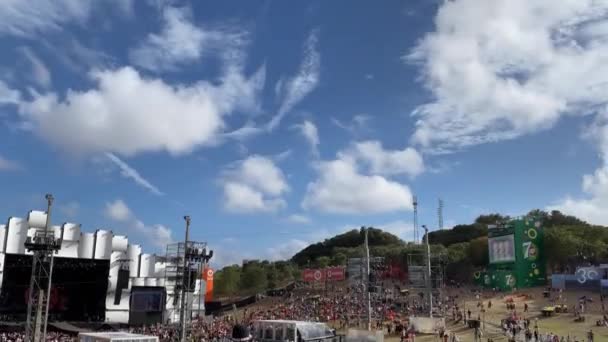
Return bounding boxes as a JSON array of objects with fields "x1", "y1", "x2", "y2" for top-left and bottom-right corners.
[{"x1": 203, "y1": 267, "x2": 214, "y2": 301}]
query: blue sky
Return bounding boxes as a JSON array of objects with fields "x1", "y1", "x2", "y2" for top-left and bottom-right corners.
[{"x1": 1, "y1": 0, "x2": 608, "y2": 267}]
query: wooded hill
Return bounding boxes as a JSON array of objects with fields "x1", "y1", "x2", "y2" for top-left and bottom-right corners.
[{"x1": 213, "y1": 210, "x2": 608, "y2": 296}]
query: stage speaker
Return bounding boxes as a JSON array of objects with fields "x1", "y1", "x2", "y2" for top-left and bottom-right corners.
[
  {"x1": 114, "y1": 269, "x2": 130, "y2": 305},
  {"x1": 187, "y1": 269, "x2": 197, "y2": 292}
]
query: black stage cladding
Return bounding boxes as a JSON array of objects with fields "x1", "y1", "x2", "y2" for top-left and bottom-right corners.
[
  {"x1": 0, "y1": 254, "x2": 109, "y2": 322},
  {"x1": 129, "y1": 286, "x2": 165, "y2": 326}
]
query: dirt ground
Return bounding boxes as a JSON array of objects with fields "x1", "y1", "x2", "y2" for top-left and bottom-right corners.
[{"x1": 378, "y1": 287, "x2": 608, "y2": 341}]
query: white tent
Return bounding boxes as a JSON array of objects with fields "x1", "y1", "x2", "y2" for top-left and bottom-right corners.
[{"x1": 78, "y1": 332, "x2": 158, "y2": 342}]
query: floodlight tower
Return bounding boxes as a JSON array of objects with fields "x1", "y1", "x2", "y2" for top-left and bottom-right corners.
[
  {"x1": 24, "y1": 194, "x2": 61, "y2": 342},
  {"x1": 421, "y1": 225, "x2": 433, "y2": 318},
  {"x1": 175, "y1": 216, "x2": 213, "y2": 341},
  {"x1": 438, "y1": 198, "x2": 444, "y2": 230},
  {"x1": 178, "y1": 215, "x2": 191, "y2": 342},
  {"x1": 413, "y1": 195, "x2": 419, "y2": 243}
]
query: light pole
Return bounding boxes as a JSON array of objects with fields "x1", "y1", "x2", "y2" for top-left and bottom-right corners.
[
  {"x1": 364, "y1": 228, "x2": 371, "y2": 331},
  {"x1": 422, "y1": 225, "x2": 433, "y2": 318},
  {"x1": 179, "y1": 216, "x2": 191, "y2": 342}
]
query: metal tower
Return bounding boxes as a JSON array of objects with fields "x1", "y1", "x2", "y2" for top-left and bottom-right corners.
[
  {"x1": 24, "y1": 194, "x2": 61, "y2": 342},
  {"x1": 438, "y1": 198, "x2": 444, "y2": 230},
  {"x1": 166, "y1": 216, "x2": 212, "y2": 342},
  {"x1": 413, "y1": 195, "x2": 419, "y2": 243}
]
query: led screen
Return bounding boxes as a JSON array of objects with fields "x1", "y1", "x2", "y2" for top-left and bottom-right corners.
[{"x1": 489, "y1": 234, "x2": 515, "y2": 263}]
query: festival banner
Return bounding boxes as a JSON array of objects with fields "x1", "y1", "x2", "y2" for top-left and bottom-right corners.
[
  {"x1": 302, "y1": 267, "x2": 346, "y2": 282},
  {"x1": 203, "y1": 267, "x2": 214, "y2": 301},
  {"x1": 303, "y1": 268, "x2": 325, "y2": 282},
  {"x1": 326, "y1": 267, "x2": 345, "y2": 281}
]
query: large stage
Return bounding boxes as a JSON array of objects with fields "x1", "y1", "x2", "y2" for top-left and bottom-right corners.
[{"x1": 0, "y1": 254, "x2": 110, "y2": 321}]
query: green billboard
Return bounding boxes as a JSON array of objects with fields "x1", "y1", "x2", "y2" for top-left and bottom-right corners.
[
  {"x1": 513, "y1": 218, "x2": 546, "y2": 287},
  {"x1": 484, "y1": 216, "x2": 546, "y2": 289}
]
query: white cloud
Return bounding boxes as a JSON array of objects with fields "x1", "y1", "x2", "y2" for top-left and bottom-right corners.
[
  {"x1": 221, "y1": 155, "x2": 289, "y2": 213},
  {"x1": 549, "y1": 111, "x2": 608, "y2": 225},
  {"x1": 105, "y1": 199, "x2": 173, "y2": 250},
  {"x1": 548, "y1": 165, "x2": 608, "y2": 225},
  {"x1": 409, "y1": 0, "x2": 608, "y2": 154},
  {"x1": 331, "y1": 114, "x2": 372, "y2": 134},
  {"x1": 0, "y1": 155, "x2": 22, "y2": 171},
  {"x1": 19, "y1": 65, "x2": 263, "y2": 156},
  {"x1": 221, "y1": 30, "x2": 321, "y2": 140},
  {"x1": 105, "y1": 153, "x2": 163, "y2": 196},
  {"x1": 0, "y1": 0, "x2": 92, "y2": 37},
  {"x1": 0, "y1": 0, "x2": 131, "y2": 37},
  {"x1": 377, "y1": 220, "x2": 415, "y2": 241},
  {"x1": 130, "y1": 6, "x2": 246, "y2": 72},
  {"x1": 223, "y1": 182, "x2": 286, "y2": 213},
  {"x1": 302, "y1": 155, "x2": 413, "y2": 214},
  {"x1": 294, "y1": 120, "x2": 320, "y2": 156},
  {"x1": 19, "y1": 47, "x2": 51, "y2": 88},
  {"x1": 286, "y1": 214, "x2": 311, "y2": 224},
  {"x1": 104, "y1": 199, "x2": 132, "y2": 222},
  {"x1": 268, "y1": 30, "x2": 320, "y2": 130},
  {"x1": 134, "y1": 221, "x2": 173, "y2": 250},
  {"x1": 346, "y1": 140, "x2": 424, "y2": 177},
  {"x1": 0, "y1": 80, "x2": 20, "y2": 105},
  {"x1": 267, "y1": 239, "x2": 308, "y2": 261}
]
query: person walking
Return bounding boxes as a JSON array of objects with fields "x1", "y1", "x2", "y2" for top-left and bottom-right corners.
[{"x1": 587, "y1": 329, "x2": 594, "y2": 342}]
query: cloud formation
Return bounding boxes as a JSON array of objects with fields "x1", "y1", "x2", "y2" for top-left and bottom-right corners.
[
  {"x1": 130, "y1": 6, "x2": 247, "y2": 72},
  {"x1": 269, "y1": 30, "x2": 320, "y2": 130},
  {"x1": 549, "y1": 111, "x2": 608, "y2": 225},
  {"x1": 19, "y1": 65, "x2": 263, "y2": 156},
  {"x1": 104, "y1": 153, "x2": 163, "y2": 196},
  {"x1": 20, "y1": 47, "x2": 51, "y2": 88},
  {"x1": 104, "y1": 199, "x2": 132, "y2": 222},
  {"x1": 0, "y1": 81, "x2": 20, "y2": 105},
  {"x1": 0, "y1": 0, "x2": 131, "y2": 37},
  {"x1": 347, "y1": 141, "x2": 424, "y2": 177},
  {"x1": 221, "y1": 155, "x2": 289, "y2": 213},
  {"x1": 294, "y1": 120, "x2": 320, "y2": 157},
  {"x1": 104, "y1": 199, "x2": 173, "y2": 250},
  {"x1": 302, "y1": 155, "x2": 413, "y2": 214},
  {"x1": 409, "y1": 0, "x2": 608, "y2": 154}
]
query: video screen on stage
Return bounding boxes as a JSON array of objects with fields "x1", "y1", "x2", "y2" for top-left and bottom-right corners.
[
  {"x1": 489, "y1": 234, "x2": 515, "y2": 263},
  {"x1": 0, "y1": 254, "x2": 109, "y2": 321},
  {"x1": 131, "y1": 290, "x2": 164, "y2": 312}
]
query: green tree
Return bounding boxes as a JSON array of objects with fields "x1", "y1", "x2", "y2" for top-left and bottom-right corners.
[
  {"x1": 315, "y1": 256, "x2": 331, "y2": 268},
  {"x1": 447, "y1": 242, "x2": 470, "y2": 264},
  {"x1": 331, "y1": 253, "x2": 347, "y2": 266},
  {"x1": 240, "y1": 262, "x2": 268, "y2": 293},
  {"x1": 265, "y1": 264, "x2": 279, "y2": 289},
  {"x1": 215, "y1": 265, "x2": 241, "y2": 297}
]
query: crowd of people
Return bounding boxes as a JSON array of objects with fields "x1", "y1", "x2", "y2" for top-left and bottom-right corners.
[
  {"x1": 0, "y1": 331, "x2": 73, "y2": 342},
  {"x1": 1, "y1": 283, "x2": 608, "y2": 341}
]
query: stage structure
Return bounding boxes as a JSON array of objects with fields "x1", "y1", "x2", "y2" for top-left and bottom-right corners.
[
  {"x1": 164, "y1": 216, "x2": 212, "y2": 342},
  {"x1": 24, "y1": 194, "x2": 61, "y2": 342},
  {"x1": 407, "y1": 226, "x2": 445, "y2": 318},
  {"x1": 0, "y1": 202, "x2": 212, "y2": 326}
]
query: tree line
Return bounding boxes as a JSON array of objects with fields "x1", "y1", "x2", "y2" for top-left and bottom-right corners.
[{"x1": 213, "y1": 210, "x2": 608, "y2": 296}]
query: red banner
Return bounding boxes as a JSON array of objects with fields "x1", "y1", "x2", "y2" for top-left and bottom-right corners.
[
  {"x1": 303, "y1": 268, "x2": 325, "y2": 282},
  {"x1": 326, "y1": 267, "x2": 345, "y2": 281},
  {"x1": 302, "y1": 267, "x2": 345, "y2": 282},
  {"x1": 203, "y1": 267, "x2": 214, "y2": 301}
]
